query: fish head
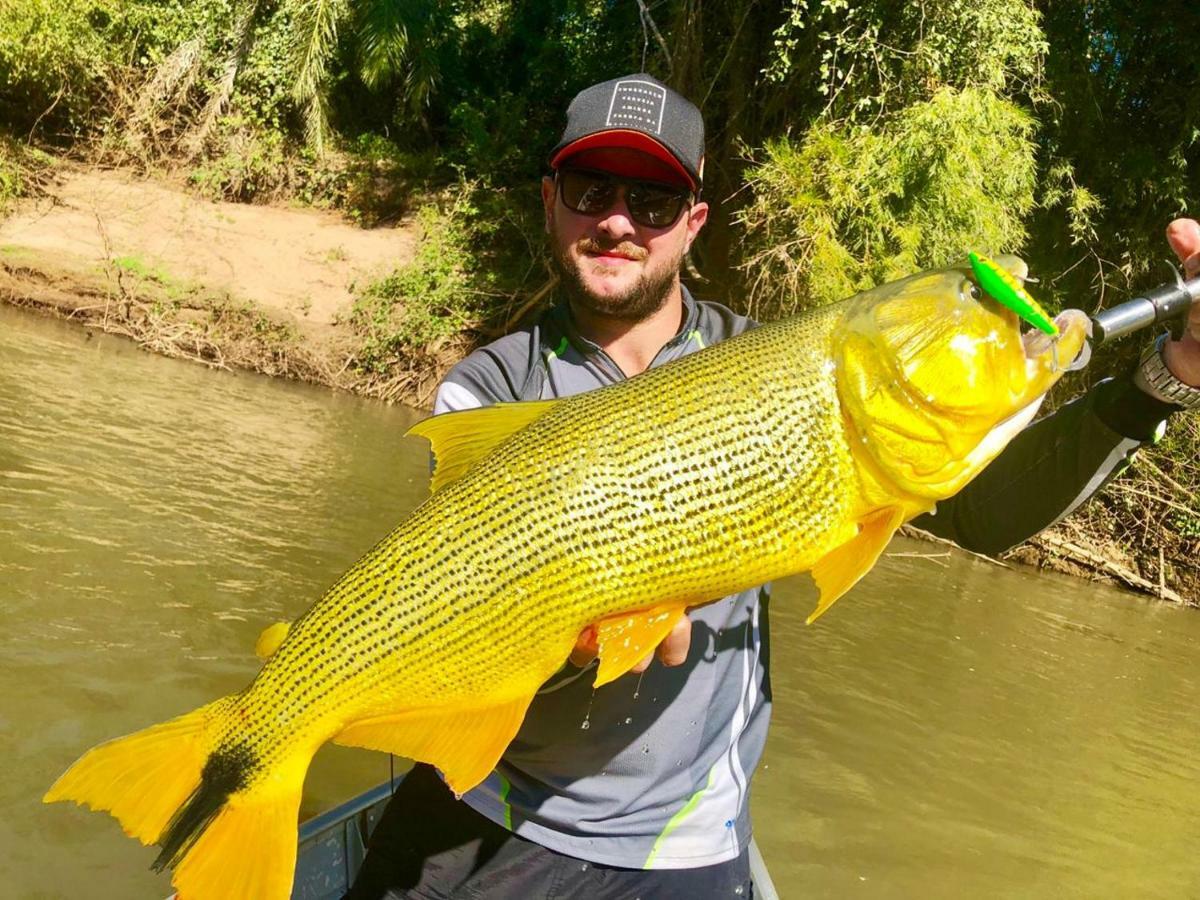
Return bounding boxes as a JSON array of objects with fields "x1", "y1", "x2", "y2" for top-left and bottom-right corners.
[{"x1": 835, "y1": 255, "x2": 1090, "y2": 501}]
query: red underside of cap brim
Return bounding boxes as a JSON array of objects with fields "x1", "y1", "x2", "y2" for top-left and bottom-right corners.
[{"x1": 551, "y1": 131, "x2": 695, "y2": 190}]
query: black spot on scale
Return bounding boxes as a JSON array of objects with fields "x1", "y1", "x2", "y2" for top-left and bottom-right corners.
[{"x1": 151, "y1": 742, "x2": 258, "y2": 872}]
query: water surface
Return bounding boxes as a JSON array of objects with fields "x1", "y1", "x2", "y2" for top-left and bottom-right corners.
[{"x1": 3, "y1": 306, "x2": 1199, "y2": 898}]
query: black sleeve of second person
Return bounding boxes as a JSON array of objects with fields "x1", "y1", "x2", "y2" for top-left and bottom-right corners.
[{"x1": 911, "y1": 377, "x2": 1179, "y2": 556}]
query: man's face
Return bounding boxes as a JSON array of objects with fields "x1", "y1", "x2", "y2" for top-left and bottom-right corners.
[{"x1": 542, "y1": 147, "x2": 709, "y2": 323}]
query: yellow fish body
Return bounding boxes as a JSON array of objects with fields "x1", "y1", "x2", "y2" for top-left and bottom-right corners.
[{"x1": 45, "y1": 257, "x2": 1088, "y2": 899}]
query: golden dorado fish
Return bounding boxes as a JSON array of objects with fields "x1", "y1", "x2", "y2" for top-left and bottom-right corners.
[{"x1": 45, "y1": 257, "x2": 1087, "y2": 899}]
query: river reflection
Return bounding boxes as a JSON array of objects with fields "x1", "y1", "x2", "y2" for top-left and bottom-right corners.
[{"x1": 3, "y1": 306, "x2": 1199, "y2": 898}]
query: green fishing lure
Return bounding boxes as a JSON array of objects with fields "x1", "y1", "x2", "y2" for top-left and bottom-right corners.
[{"x1": 968, "y1": 251, "x2": 1058, "y2": 336}]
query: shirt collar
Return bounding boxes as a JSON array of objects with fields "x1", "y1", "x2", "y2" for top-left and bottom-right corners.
[{"x1": 552, "y1": 286, "x2": 701, "y2": 360}]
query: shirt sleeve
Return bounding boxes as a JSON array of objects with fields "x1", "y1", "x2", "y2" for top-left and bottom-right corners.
[
  {"x1": 432, "y1": 343, "x2": 529, "y2": 414},
  {"x1": 912, "y1": 376, "x2": 1178, "y2": 555}
]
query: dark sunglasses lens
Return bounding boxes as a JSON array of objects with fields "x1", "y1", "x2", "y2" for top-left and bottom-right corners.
[
  {"x1": 627, "y1": 184, "x2": 687, "y2": 227},
  {"x1": 559, "y1": 170, "x2": 689, "y2": 227},
  {"x1": 560, "y1": 171, "x2": 616, "y2": 215}
]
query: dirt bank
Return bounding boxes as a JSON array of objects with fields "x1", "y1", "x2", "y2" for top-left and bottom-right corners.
[{"x1": 0, "y1": 165, "x2": 466, "y2": 405}]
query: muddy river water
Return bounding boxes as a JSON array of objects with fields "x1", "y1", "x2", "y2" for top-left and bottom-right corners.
[{"x1": 4, "y1": 305, "x2": 1200, "y2": 898}]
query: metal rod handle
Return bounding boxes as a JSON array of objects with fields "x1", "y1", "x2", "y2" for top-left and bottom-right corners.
[{"x1": 1090, "y1": 275, "x2": 1200, "y2": 345}]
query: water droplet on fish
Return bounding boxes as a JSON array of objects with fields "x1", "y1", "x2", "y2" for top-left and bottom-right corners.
[
  {"x1": 580, "y1": 863, "x2": 589, "y2": 871},
  {"x1": 624, "y1": 717, "x2": 632, "y2": 724},
  {"x1": 641, "y1": 745, "x2": 650, "y2": 754},
  {"x1": 633, "y1": 668, "x2": 646, "y2": 700},
  {"x1": 734, "y1": 885, "x2": 744, "y2": 895},
  {"x1": 580, "y1": 720, "x2": 590, "y2": 730}
]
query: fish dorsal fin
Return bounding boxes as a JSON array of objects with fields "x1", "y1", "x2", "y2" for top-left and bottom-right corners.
[
  {"x1": 333, "y1": 695, "x2": 535, "y2": 797},
  {"x1": 591, "y1": 603, "x2": 687, "y2": 688},
  {"x1": 254, "y1": 621, "x2": 290, "y2": 660},
  {"x1": 807, "y1": 506, "x2": 905, "y2": 624},
  {"x1": 406, "y1": 400, "x2": 559, "y2": 492}
]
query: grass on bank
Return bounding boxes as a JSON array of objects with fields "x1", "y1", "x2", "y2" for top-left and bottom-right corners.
[{"x1": 0, "y1": 135, "x2": 55, "y2": 215}]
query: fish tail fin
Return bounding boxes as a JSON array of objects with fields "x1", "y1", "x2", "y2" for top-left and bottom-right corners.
[
  {"x1": 43, "y1": 700, "x2": 224, "y2": 846},
  {"x1": 166, "y1": 748, "x2": 309, "y2": 900},
  {"x1": 45, "y1": 698, "x2": 310, "y2": 900}
]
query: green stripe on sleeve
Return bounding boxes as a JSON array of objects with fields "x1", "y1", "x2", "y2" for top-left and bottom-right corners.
[{"x1": 497, "y1": 772, "x2": 513, "y2": 831}]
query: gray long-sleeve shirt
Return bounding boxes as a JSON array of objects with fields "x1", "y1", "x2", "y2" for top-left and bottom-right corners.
[{"x1": 430, "y1": 288, "x2": 1176, "y2": 869}]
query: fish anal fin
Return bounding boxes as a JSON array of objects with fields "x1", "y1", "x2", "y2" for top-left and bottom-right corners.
[
  {"x1": 333, "y1": 696, "x2": 534, "y2": 796},
  {"x1": 407, "y1": 400, "x2": 559, "y2": 492},
  {"x1": 807, "y1": 506, "x2": 905, "y2": 624},
  {"x1": 592, "y1": 604, "x2": 687, "y2": 688}
]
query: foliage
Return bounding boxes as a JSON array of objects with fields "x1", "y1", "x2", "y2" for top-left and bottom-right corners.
[
  {"x1": 737, "y1": 87, "x2": 1037, "y2": 317},
  {"x1": 0, "y1": 0, "x2": 126, "y2": 140},
  {"x1": 339, "y1": 134, "x2": 443, "y2": 226},
  {"x1": 1029, "y1": 0, "x2": 1200, "y2": 308},
  {"x1": 350, "y1": 184, "x2": 499, "y2": 371},
  {"x1": 764, "y1": 0, "x2": 1046, "y2": 119},
  {"x1": 0, "y1": 134, "x2": 53, "y2": 214}
]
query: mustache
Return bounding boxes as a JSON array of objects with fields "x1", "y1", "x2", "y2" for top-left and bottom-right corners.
[{"x1": 576, "y1": 238, "x2": 648, "y2": 261}]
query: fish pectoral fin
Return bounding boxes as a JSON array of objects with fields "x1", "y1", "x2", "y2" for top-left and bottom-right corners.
[
  {"x1": 254, "y1": 621, "x2": 290, "y2": 660},
  {"x1": 333, "y1": 696, "x2": 535, "y2": 796},
  {"x1": 407, "y1": 400, "x2": 559, "y2": 492},
  {"x1": 807, "y1": 506, "x2": 905, "y2": 624},
  {"x1": 592, "y1": 603, "x2": 687, "y2": 689}
]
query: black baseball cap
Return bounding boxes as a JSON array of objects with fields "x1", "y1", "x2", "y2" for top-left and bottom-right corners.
[{"x1": 549, "y1": 74, "x2": 705, "y2": 191}]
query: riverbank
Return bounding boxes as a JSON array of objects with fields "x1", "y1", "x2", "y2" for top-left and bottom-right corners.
[
  {"x1": 3, "y1": 165, "x2": 1197, "y2": 607},
  {"x1": 0, "y1": 165, "x2": 478, "y2": 406}
]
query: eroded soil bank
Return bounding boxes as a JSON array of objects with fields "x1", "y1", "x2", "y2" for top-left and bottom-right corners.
[{"x1": 0, "y1": 166, "x2": 467, "y2": 406}]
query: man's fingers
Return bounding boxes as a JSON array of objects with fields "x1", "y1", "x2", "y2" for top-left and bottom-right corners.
[
  {"x1": 573, "y1": 616, "x2": 693, "y2": 673},
  {"x1": 570, "y1": 626, "x2": 598, "y2": 668},
  {"x1": 1166, "y1": 218, "x2": 1200, "y2": 277},
  {"x1": 656, "y1": 616, "x2": 692, "y2": 667}
]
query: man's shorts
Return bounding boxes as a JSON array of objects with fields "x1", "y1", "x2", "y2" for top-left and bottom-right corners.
[{"x1": 345, "y1": 763, "x2": 754, "y2": 900}]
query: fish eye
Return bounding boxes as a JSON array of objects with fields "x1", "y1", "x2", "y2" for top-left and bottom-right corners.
[{"x1": 961, "y1": 279, "x2": 982, "y2": 302}]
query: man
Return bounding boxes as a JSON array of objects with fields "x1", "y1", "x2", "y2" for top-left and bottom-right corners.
[{"x1": 350, "y1": 73, "x2": 1200, "y2": 898}]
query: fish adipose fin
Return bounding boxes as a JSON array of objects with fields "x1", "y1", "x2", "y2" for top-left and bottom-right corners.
[
  {"x1": 807, "y1": 506, "x2": 905, "y2": 623},
  {"x1": 255, "y1": 621, "x2": 290, "y2": 659},
  {"x1": 333, "y1": 695, "x2": 535, "y2": 796},
  {"x1": 407, "y1": 400, "x2": 559, "y2": 492},
  {"x1": 591, "y1": 603, "x2": 687, "y2": 688}
]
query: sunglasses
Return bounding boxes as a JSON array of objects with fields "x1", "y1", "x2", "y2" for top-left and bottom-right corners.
[{"x1": 556, "y1": 168, "x2": 694, "y2": 228}]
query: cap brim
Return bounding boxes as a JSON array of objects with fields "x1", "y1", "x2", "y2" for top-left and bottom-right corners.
[{"x1": 550, "y1": 130, "x2": 696, "y2": 190}]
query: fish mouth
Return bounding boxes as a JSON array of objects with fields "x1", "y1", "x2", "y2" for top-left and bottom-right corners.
[{"x1": 1022, "y1": 309, "x2": 1092, "y2": 373}]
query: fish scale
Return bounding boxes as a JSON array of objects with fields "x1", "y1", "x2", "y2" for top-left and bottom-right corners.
[{"x1": 44, "y1": 259, "x2": 1089, "y2": 900}]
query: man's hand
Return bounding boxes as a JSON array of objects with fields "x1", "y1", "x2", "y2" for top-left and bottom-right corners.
[
  {"x1": 569, "y1": 616, "x2": 692, "y2": 674},
  {"x1": 1162, "y1": 218, "x2": 1200, "y2": 386}
]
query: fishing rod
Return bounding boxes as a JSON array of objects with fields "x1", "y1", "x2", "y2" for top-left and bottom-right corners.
[{"x1": 1088, "y1": 269, "x2": 1200, "y2": 345}]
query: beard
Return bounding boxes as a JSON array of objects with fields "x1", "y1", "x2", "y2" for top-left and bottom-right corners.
[{"x1": 549, "y1": 234, "x2": 681, "y2": 323}]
